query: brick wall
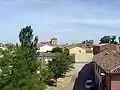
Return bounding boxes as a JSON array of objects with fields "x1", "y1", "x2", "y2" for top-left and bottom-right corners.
[
  {"x1": 111, "y1": 74, "x2": 120, "y2": 90},
  {"x1": 93, "y1": 44, "x2": 120, "y2": 55},
  {"x1": 106, "y1": 75, "x2": 111, "y2": 90}
]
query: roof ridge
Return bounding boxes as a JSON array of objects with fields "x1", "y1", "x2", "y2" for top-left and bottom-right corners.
[{"x1": 110, "y1": 65, "x2": 120, "y2": 73}]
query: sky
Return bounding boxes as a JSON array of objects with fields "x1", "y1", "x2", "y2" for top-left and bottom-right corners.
[{"x1": 0, "y1": 0, "x2": 120, "y2": 44}]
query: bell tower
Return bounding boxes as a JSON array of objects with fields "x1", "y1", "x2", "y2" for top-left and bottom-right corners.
[{"x1": 51, "y1": 37, "x2": 57, "y2": 45}]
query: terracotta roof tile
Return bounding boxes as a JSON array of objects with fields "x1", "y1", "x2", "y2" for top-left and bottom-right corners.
[
  {"x1": 37, "y1": 42, "x2": 51, "y2": 47},
  {"x1": 93, "y1": 51, "x2": 120, "y2": 74}
]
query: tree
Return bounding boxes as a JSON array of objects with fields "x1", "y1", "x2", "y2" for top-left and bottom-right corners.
[
  {"x1": 118, "y1": 37, "x2": 120, "y2": 44},
  {"x1": 19, "y1": 26, "x2": 38, "y2": 60},
  {"x1": 4, "y1": 43, "x2": 14, "y2": 50},
  {"x1": 64, "y1": 47, "x2": 70, "y2": 55},
  {"x1": 113, "y1": 41, "x2": 118, "y2": 44},
  {"x1": 100, "y1": 36, "x2": 118, "y2": 44},
  {"x1": 82, "y1": 41, "x2": 86, "y2": 44},
  {"x1": 110, "y1": 36, "x2": 117, "y2": 44},
  {"x1": 51, "y1": 47, "x2": 63, "y2": 53},
  {"x1": 0, "y1": 26, "x2": 49, "y2": 90},
  {"x1": 47, "y1": 48, "x2": 73, "y2": 85},
  {"x1": 19, "y1": 26, "x2": 38, "y2": 49},
  {"x1": 100, "y1": 36, "x2": 111, "y2": 44},
  {"x1": 0, "y1": 46, "x2": 47, "y2": 90}
]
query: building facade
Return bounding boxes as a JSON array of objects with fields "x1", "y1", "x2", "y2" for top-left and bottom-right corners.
[
  {"x1": 37, "y1": 45, "x2": 53, "y2": 52},
  {"x1": 93, "y1": 44, "x2": 120, "y2": 55},
  {"x1": 50, "y1": 37, "x2": 57, "y2": 45},
  {"x1": 70, "y1": 46, "x2": 93, "y2": 62},
  {"x1": 38, "y1": 52, "x2": 56, "y2": 63},
  {"x1": 93, "y1": 51, "x2": 120, "y2": 90}
]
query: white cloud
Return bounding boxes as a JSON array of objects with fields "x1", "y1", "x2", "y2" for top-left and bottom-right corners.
[{"x1": 71, "y1": 19, "x2": 120, "y2": 25}]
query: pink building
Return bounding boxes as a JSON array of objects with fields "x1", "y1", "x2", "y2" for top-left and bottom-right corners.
[
  {"x1": 93, "y1": 51, "x2": 120, "y2": 90},
  {"x1": 93, "y1": 44, "x2": 120, "y2": 55}
]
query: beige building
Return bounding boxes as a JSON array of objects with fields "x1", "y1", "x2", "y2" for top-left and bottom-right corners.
[
  {"x1": 38, "y1": 52, "x2": 56, "y2": 63},
  {"x1": 37, "y1": 45, "x2": 53, "y2": 52},
  {"x1": 50, "y1": 37, "x2": 57, "y2": 45},
  {"x1": 70, "y1": 47, "x2": 93, "y2": 62}
]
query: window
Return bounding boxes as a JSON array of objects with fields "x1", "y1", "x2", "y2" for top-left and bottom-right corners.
[
  {"x1": 100, "y1": 82, "x2": 102, "y2": 90},
  {"x1": 99, "y1": 68, "x2": 101, "y2": 73},
  {"x1": 95, "y1": 64, "x2": 97, "y2": 70},
  {"x1": 96, "y1": 65, "x2": 98, "y2": 72},
  {"x1": 95, "y1": 75, "x2": 97, "y2": 83},
  {"x1": 79, "y1": 50, "x2": 81, "y2": 53}
]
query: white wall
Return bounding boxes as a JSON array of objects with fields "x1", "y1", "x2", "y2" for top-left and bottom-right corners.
[{"x1": 38, "y1": 45, "x2": 53, "y2": 52}]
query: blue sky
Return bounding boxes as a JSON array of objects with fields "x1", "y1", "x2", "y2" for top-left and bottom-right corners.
[{"x1": 0, "y1": 0, "x2": 120, "y2": 44}]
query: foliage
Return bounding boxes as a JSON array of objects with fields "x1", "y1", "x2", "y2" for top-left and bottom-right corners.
[
  {"x1": 0, "y1": 26, "x2": 49, "y2": 90},
  {"x1": 64, "y1": 48, "x2": 70, "y2": 55},
  {"x1": 110, "y1": 36, "x2": 116, "y2": 44},
  {"x1": 0, "y1": 26, "x2": 74, "y2": 89},
  {"x1": 118, "y1": 37, "x2": 120, "y2": 44},
  {"x1": 100, "y1": 36, "x2": 118, "y2": 44},
  {"x1": 51, "y1": 47, "x2": 63, "y2": 53},
  {"x1": 19, "y1": 26, "x2": 39, "y2": 60},
  {"x1": 100, "y1": 36, "x2": 111, "y2": 43},
  {"x1": 47, "y1": 48, "x2": 73, "y2": 82},
  {"x1": 4, "y1": 43, "x2": 14, "y2": 50},
  {"x1": 0, "y1": 46, "x2": 47, "y2": 90},
  {"x1": 82, "y1": 41, "x2": 86, "y2": 44},
  {"x1": 19, "y1": 26, "x2": 38, "y2": 48}
]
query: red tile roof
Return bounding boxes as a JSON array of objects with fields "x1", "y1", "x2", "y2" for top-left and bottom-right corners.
[
  {"x1": 37, "y1": 41, "x2": 51, "y2": 47},
  {"x1": 110, "y1": 65, "x2": 120, "y2": 74},
  {"x1": 93, "y1": 51, "x2": 120, "y2": 74}
]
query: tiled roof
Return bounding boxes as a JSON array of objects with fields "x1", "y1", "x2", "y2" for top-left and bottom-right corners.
[
  {"x1": 37, "y1": 42, "x2": 51, "y2": 47},
  {"x1": 58, "y1": 44, "x2": 92, "y2": 50},
  {"x1": 93, "y1": 51, "x2": 120, "y2": 74},
  {"x1": 110, "y1": 65, "x2": 120, "y2": 74},
  {"x1": 93, "y1": 43, "x2": 108, "y2": 46}
]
